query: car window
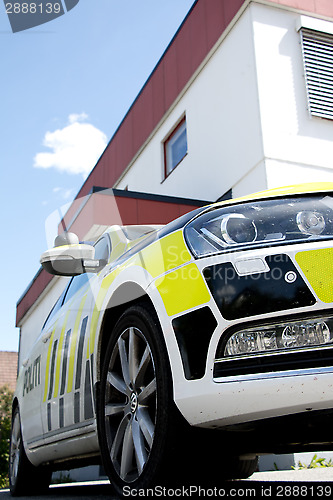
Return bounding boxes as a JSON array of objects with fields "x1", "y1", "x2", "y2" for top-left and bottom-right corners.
[
  {"x1": 62, "y1": 273, "x2": 92, "y2": 306},
  {"x1": 42, "y1": 285, "x2": 68, "y2": 330},
  {"x1": 61, "y1": 236, "x2": 111, "y2": 305},
  {"x1": 94, "y1": 235, "x2": 111, "y2": 262}
]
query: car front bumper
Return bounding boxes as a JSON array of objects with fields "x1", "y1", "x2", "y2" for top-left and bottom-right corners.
[{"x1": 176, "y1": 365, "x2": 333, "y2": 428}]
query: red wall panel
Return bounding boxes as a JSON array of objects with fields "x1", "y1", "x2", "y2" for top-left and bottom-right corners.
[
  {"x1": 16, "y1": 271, "x2": 53, "y2": 327},
  {"x1": 223, "y1": 0, "x2": 246, "y2": 26},
  {"x1": 103, "y1": 138, "x2": 117, "y2": 186},
  {"x1": 114, "y1": 196, "x2": 139, "y2": 225},
  {"x1": 151, "y1": 63, "x2": 166, "y2": 128},
  {"x1": 132, "y1": 83, "x2": 154, "y2": 154},
  {"x1": 206, "y1": 0, "x2": 226, "y2": 51},
  {"x1": 163, "y1": 42, "x2": 179, "y2": 111},
  {"x1": 137, "y1": 200, "x2": 181, "y2": 224},
  {"x1": 114, "y1": 115, "x2": 134, "y2": 180},
  {"x1": 175, "y1": 13, "x2": 193, "y2": 94},
  {"x1": 314, "y1": 0, "x2": 333, "y2": 16},
  {"x1": 189, "y1": 0, "x2": 208, "y2": 75},
  {"x1": 269, "y1": 0, "x2": 333, "y2": 17}
]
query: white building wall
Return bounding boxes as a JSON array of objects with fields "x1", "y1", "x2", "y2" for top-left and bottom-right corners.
[
  {"x1": 252, "y1": 3, "x2": 333, "y2": 189},
  {"x1": 117, "y1": 2, "x2": 333, "y2": 201},
  {"x1": 116, "y1": 5, "x2": 264, "y2": 201},
  {"x1": 232, "y1": 160, "x2": 267, "y2": 199}
]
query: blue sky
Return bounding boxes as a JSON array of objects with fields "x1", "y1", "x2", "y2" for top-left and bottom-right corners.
[{"x1": 0, "y1": 0, "x2": 195, "y2": 352}]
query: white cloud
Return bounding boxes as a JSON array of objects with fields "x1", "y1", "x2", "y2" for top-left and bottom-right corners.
[
  {"x1": 34, "y1": 114, "x2": 107, "y2": 177},
  {"x1": 53, "y1": 187, "x2": 75, "y2": 199},
  {"x1": 68, "y1": 112, "x2": 88, "y2": 124}
]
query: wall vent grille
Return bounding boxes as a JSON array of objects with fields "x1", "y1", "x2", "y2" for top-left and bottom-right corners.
[{"x1": 301, "y1": 28, "x2": 333, "y2": 119}]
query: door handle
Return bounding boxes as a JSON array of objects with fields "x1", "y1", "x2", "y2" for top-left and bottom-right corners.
[{"x1": 42, "y1": 331, "x2": 52, "y2": 343}]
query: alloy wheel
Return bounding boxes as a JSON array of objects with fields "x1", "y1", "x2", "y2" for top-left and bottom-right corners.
[
  {"x1": 104, "y1": 326, "x2": 157, "y2": 482},
  {"x1": 9, "y1": 410, "x2": 21, "y2": 487}
]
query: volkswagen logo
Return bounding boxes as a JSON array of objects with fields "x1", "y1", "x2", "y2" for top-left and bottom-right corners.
[{"x1": 130, "y1": 392, "x2": 138, "y2": 413}]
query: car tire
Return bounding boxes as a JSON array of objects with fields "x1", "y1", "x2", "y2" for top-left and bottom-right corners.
[
  {"x1": 179, "y1": 428, "x2": 258, "y2": 484},
  {"x1": 97, "y1": 303, "x2": 183, "y2": 496},
  {"x1": 214, "y1": 454, "x2": 258, "y2": 480},
  {"x1": 230, "y1": 456, "x2": 258, "y2": 478},
  {"x1": 9, "y1": 407, "x2": 51, "y2": 496},
  {"x1": 97, "y1": 303, "x2": 258, "y2": 495}
]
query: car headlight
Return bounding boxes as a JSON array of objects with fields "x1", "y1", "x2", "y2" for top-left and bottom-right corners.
[
  {"x1": 184, "y1": 195, "x2": 333, "y2": 258},
  {"x1": 222, "y1": 317, "x2": 333, "y2": 358},
  {"x1": 296, "y1": 210, "x2": 325, "y2": 235},
  {"x1": 220, "y1": 214, "x2": 257, "y2": 244}
]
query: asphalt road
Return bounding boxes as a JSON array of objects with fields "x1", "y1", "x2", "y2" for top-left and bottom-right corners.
[
  {"x1": 1, "y1": 470, "x2": 333, "y2": 499},
  {"x1": 0, "y1": 482, "x2": 115, "y2": 500}
]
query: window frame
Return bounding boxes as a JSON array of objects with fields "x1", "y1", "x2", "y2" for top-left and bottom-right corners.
[
  {"x1": 163, "y1": 116, "x2": 188, "y2": 180},
  {"x1": 93, "y1": 233, "x2": 111, "y2": 262}
]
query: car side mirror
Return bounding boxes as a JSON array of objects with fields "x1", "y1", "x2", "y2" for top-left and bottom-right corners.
[{"x1": 40, "y1": 232, "x2": 105, "y2": 276}]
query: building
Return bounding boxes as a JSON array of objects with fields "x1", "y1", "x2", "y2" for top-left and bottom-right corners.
[
  {"x1": 0, "y1": 351, "x2": 18, "y2": 391},
  {"x1": 16, "y1": 0, "x2": 333, "y2": 472}
]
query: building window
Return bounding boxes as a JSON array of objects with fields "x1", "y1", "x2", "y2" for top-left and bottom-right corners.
[
  {"x1": 300, "y1": 28, "x2": 333, "y2": 119},
  {"x1": 164, "y1": 117, "x2": 188, "y2": 178}
]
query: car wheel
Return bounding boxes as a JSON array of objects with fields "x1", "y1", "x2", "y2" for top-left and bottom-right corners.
[
  {"x1": 98, "y1": 303, "x2": 180, "y2": 495},
  {"x1": 213, "y1": 454, "x2": 258, "y2": 480},
  {"x1": 9, "y1": 407, "x2": 51, "y2": 496},
  {"x1": 230, "y1": 456, "x2": 258, "y2": 478},
  {"x1": 190, "y1": 427, "x2": 259, "y2": 482}
]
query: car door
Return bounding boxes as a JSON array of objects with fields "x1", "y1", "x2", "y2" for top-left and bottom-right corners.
[
  {"x1": 40, "y1": 235, "x2": 111, "y2": 442},
  {"x1": 40, "y1": 273, "x2": 94, "y2": 439},
  {"x1": 18, "y1": 285, "x2": 68, "y2": 450},
  {"x1": 18, "y1": 333, "x2": 45, "y2": 449}
]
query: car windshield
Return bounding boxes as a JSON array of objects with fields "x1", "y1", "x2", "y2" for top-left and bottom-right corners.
[{"x1": 121, "y1": 225, "x2": 162, "y2": 241}]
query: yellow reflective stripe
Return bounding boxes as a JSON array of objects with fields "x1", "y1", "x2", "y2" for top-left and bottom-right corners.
[
  {"x1": 216, "y1": 183, "x2": 333, "y2": 208},
  {"x1": 110, "y1": 230, "x2": 128, "y2": 261},
  {"x1": 140, "y1": 230, "x2": 191, "y2": 278},
  {"x1": 86, "y1": 338, "x2": 90, "y2": 360},
  {"x1": 155, "y1": 263, "x2": 211, "y2": 316},
  {"x1": 296, "y1": 248, "x2": 333, "y2": 303},
  {"x1": 53, "y1": 310, "x2": 70, "y2": 398},
  {"x1": 89, "y1": 290, "x2": 110, "y2": 356},
  {"x1": 43, "y1": 325, "x2": 56, "y2": 402},
  {"x1": 67, "y1": 295, "x2": 88, "y2": 393},
  {"x1": 88, "y1": 231, "x2": 191, "y2": 353},
  {"x1": 89, "y1": 267, "x2": 125, "y2": 356}
]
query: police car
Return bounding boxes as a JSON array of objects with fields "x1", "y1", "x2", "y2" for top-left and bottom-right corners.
[{"x1": 10, "y1": 183, "x2": 333, "y2": 496}]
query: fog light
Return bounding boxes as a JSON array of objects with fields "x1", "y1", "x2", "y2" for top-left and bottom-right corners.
[
  {"x1": 224, "y1": 318, "x2": 332, "y2": 357},
  {"x1": 282, "y1": 322, "x2": 330, "y2": 348},
  {"x1": 225, "y1": 329, "x2": 277, "y2": 356}
]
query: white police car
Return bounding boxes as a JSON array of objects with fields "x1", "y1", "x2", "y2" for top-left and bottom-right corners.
[{"x1": 10, "y1": 183, "x2": 333, "y2": 496}]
